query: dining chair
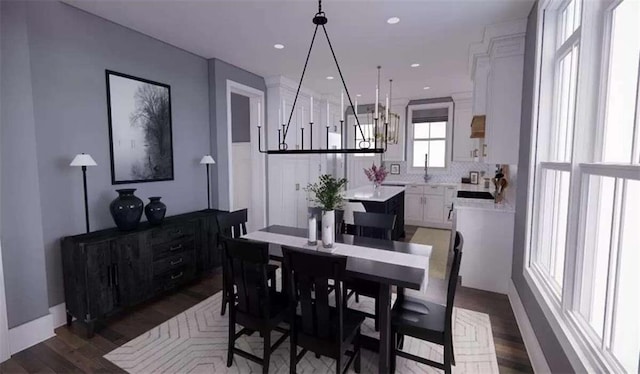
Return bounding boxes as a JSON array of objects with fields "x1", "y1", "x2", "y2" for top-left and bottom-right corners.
[
  {"x1": 281, "y1": 246, "x2": 364, "y2": 374},
  {"x1": 222, "y1": 237, "x2": 290, "y2": 374},
  {"x1": 344, "y1": 211, "x2": 396, "y2": 331},
  {"x1": 390, "y1": 232, "x2": 464, "y2": 374},
  {"x1": 216, "y1": 209, "x2": 277, "y2": 315}
]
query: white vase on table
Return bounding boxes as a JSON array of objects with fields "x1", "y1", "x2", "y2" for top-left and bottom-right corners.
[{"x1": 321, "y1": 210, "x2": 335, "y2": 248}]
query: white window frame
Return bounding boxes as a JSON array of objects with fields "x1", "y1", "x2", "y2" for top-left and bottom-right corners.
[
  {"x1": 406, "y1": 102, "x2": 453, "y2": 173},
  {"x1": 524, "y1": 0, "x2": 640, "y2": 372}
]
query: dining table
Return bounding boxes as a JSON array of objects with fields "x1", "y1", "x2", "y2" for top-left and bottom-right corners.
[{"x1": 243, "y1": 225, "x2": 432, "y2": 374}]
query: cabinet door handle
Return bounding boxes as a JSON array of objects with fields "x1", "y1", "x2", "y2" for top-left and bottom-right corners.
[
  {"x1": 170, "y1": 244, "x2": 183, "y2": 252},
  {"x1": 107, "y1": 265, "x2": 112, "y2": 287},
  {"x1": 483, "y1": 144, "x2": 487, "y2": 157},
  {"x1": 170, "y1": 258, "x2": 183, "y2": 266},
  {"x1": 473, "y1": 149, "x2": 479, "y2": 157},
  {"x1": 171, "y1": 272, "x2": 184, "y2": 280},
  {"x1": 113, "y1": 264, "x2": 118, "y2": 286},
  {"x1": 295, "y1": 183, "x2": 300, "y2": 191}
]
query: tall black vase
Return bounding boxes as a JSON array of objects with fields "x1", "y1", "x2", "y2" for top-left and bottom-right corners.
[
  {"x1": 109, "y1": 189, "x2": 143, "y2": 231},
  {"x1": 145, "y1": 196, "x2": 166, "y2": 226}
]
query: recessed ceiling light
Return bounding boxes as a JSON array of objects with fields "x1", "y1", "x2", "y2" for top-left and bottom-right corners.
[
  {"x1": 326, "y1": 76, "x2": 334, "y2": 80},
  {"x1": 274, "y1": 44, "x2": 284, "y2": 49},
  {"x1": 411, "y1": 63, "x2": 420, "y2": 67},
  {"x1": 356, "y1": 94, "x2": 362, "y2": 97},
  {"x1": 387, "y1": 17, "x2": 400, "y2": 24},
  {"x1": 423, "y1": 86, "x2": 431, "y2": 90}
]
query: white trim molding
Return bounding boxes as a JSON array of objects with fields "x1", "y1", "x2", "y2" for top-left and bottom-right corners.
[
  {"x1": 7, "y1": 313, "x2": 54, "y2": 355},
  {"x1": 508, "y1": 280, "x2": 552, "y2": 373},
  {"x1": 0, "y1": 242, "x2": 10, "y2": 362}
]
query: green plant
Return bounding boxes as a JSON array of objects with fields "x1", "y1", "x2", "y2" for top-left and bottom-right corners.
[{"x1": 305, "y1": 174, "x2": 348, "y2": 211}]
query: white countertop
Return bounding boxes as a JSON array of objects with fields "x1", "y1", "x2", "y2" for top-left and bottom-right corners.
[
  {"x1": 454, "y1": 197, "x2": 515, "y2": 213},
  {"x1": 344, "y1": 185, "x2": 405, "y2": 202}
]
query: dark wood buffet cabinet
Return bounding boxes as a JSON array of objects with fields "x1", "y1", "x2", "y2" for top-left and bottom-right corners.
[{"x1": 61, "y1": 209, "x2": 227, "y2": 336}]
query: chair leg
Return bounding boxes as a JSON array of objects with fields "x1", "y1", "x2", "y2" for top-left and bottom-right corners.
[
  {"x1": 396, "y1": 333, "x2": 404, "y2": 350},
  {"x1": 444, "y1": 334, "x2": 453, "y2": 374},
  {"x1": 289, "y1": 332, "x2": 297, "y2": 374},
  {"x1": 355, "y1": 293, "x2": 359, "y2": 303},
  {"x1": 335, "y1": 350, "x2": 342, "y2": 374},
  {"x1": 390, "y1": 330, "x2": 396, "y2": 374},
  {"x1": 374, "y1": 298, "x2": 380, "y2": 332},
  {"x1": 451, "y1": 338, "x2": 456, "y2": 366},
  {"x1": 227, "y1": 314, "x2": 234, "y2": 367},
  {"x1": 221, "y1": 272, "x2": 228, "y2": 316},
  {"x1": 354, "y1": 327, "x2": 361, "y2": 373},
  {"x1": 263, "y1": 330, "x2": 271, "y2": 374}
]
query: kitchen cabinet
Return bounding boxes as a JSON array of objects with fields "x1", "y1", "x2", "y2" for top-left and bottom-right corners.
[
  {"x1": 405, "y1": 193, "x2": 424, "y2": 222},
  {"x1": 424, "y1": 195, "x2": 445, "y2": 222},
  {"x1": 452, "y1": 94, "x2": 474, "y2": 162},
  {"x1": 404, "y1": 184, "x2": 456, "y2": 229}
]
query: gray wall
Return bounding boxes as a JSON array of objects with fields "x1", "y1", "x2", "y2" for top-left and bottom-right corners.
[
  {"x1": 0, "y1": 0, "x2": 51, "y2": 328},
  {"x1": 231, "y1": 93, "x2": 250, "y2": 143},
  {"x1": 1, "y1": 0, "x2": 211, "y2": 327},
  {"x1": 208, "y1": 59, "x2": 266, "y2": 210},
  {"x1": 512, "y1": 3, "x2": 574, "y2": 372}
]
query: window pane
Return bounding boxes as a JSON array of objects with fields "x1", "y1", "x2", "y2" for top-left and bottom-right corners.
[
  {"x1": 552, "y1": 47, "x2": 579, "y2": 161},
  {"x1": 412, "y1": 140, "x2": 429, "y2": 168},
  {"x1": 534, "y1": 169, "x2": 571, "y2": 294},
  {"x1": 577, "y1": 175, "x2": 616, "y2": 339},
  {"x1": 601, "y1": 0, "x2": 640, "y2": 163},
  {"x1": 428, "y1": 140, "x2": 446, "y2": 168},
  {"x1": 430, "y1": 122, "x2": 447, "y2": 138},
  {"x1": 413, "y1": 122, "x2": 430, "y2": 138},
  {"x1": 560, "y1": 0, "x2": 581, "y2": 44},
  {"x1": 611, "y1": 179, "x2": 640, "y2": 373}
]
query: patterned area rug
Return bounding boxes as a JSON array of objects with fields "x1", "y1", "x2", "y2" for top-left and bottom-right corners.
[
  {"x1": 410, "y1": 228, "x2": 451, "y2": 280},
  {"x1": 105, "y1": 290, "x2": 498, "y2": 373}
]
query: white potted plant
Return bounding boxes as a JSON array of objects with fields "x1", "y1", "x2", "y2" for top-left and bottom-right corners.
[{"x1": 306, "y1": 174, "x2": 347, "y2": 248}]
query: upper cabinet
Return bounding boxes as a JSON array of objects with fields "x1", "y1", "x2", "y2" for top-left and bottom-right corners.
[
  {"x1": 452, "y1": 92, "x2": 475, "y2": 162},
  {"x1": 469, "y1": 20, "x2": 526, "y2": 165}
]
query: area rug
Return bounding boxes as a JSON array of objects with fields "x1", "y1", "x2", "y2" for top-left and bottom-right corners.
[
  {"x1": 105, "y1": 290, "x2": 498, "y2": 373},
  {"x1": 411, "y1": 228, "x2": 451, "y2": 279}
]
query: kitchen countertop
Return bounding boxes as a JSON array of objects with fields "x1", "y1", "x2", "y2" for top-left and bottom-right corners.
[{"x1": 344, "y1": 185, "x2": 405, "y2": 202}]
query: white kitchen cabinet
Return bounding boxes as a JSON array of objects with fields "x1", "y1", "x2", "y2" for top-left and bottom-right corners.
[
  {"x1": 404, "y1": 184, "x2": 454, "y2": 229},
  {"x1": 424, "y1": 195, "x2": 445, "y2": 222},
  {"x1": 452, "y1": 94, "x2": 474, "y2": 162},
  {"x1": 404, "y1": 194, "x2": 424, "y2": 222}
]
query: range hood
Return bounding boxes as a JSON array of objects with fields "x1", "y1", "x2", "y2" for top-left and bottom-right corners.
[{"x1": 470, "y1": 115, "x2": 486, "y2": 138}]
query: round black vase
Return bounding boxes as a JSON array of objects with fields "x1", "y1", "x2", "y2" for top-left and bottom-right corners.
[
  {"x1": 145, "y1": 196, "x2": 166, "y2": 226},
  {"x1": 109, "y1": 189, "x2": 143, "y2": 231}
]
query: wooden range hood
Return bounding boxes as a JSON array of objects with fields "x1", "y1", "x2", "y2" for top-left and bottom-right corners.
[{"x1": 470, "y1": 115, "x2": 486, "y2": 138}]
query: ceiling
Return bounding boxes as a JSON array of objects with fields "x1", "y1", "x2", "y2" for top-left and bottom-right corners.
[{"x1": 62, "y1": 0, "x2": 534, "y2": 103}]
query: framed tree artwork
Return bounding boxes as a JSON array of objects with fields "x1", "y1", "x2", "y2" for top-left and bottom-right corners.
[{"x1": 106, "y1": 70, "x2": 174, "y2": 184}]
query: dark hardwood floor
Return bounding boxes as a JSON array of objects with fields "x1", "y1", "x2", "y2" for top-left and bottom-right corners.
[{"x1": 1, "y1": 226, "x2": 533, "y2": 373}]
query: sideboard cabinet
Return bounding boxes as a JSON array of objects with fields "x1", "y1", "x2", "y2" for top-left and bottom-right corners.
[{"x1": 61, "y1": 209, "x2": 227, "y2": 336}]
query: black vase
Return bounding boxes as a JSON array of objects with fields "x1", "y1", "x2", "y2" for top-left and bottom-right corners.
[
  {"x1": 109, "y1": 189, "x2": 143, "y2": 231},
  {"x1": 145, "y1": 196, "x2": 166, "y2": 225}
]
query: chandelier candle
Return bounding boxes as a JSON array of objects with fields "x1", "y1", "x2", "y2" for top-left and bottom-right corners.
[
  {"x1": 310, "y1": 96, "x2": 314, "y2": 122},
  {"x1": 341, "y1": 91, "x2": 344, "y2": 121}
]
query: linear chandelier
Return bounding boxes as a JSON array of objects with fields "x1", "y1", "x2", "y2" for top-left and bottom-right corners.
[{"x1": 257, "y1": 0, "x2": 389, "y2": 155}]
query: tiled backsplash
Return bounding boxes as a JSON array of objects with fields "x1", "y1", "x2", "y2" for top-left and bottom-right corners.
[{"x1": 382, "y1": 161, "x2": 496, "y2": 184}]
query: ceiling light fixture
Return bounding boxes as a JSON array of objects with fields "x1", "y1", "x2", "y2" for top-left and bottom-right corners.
[
  {"x1": 274, "y1": 44, "x2": 284, "y2": 49},
  {"x1": 256, "y1": 0, "x2": 389, "y2": 155},
  {"x1": 387, "y1": 17, "x2": 400, "y2": 24},
  {"x1": 423, "y1": 86, "x2": 431, "y2": 90},
  {"x1": 326, "y1": 76, "x2": 334, "y2": 80},
  {"x1": 356, "y1": 94, "x2": 362, "y2": 97},
  {"x1": 411, "y1": 63, "x2": 420, "y2": 67}
]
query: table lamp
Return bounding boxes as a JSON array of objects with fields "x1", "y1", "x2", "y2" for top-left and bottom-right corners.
[
  {"x1": 70, "y1": 153, "x2": 97, "y2": 232},
  {"x1": 200, "y1": 155, "x2": 216, "y2": 210}
]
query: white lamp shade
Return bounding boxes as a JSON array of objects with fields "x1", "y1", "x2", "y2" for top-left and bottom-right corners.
[
  {"x1": 70, "y1": 153, "x2": 97, "y2": 167},
  {"x1": 200, "y1": 155, "x2": 216, "y2": 165}
]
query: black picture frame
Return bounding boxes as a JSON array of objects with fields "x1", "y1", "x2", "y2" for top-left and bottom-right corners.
[
  {"x1": 106, "y1": 70, "x2": 174, "y2": 185},
  {"x1": 469, "y1": 171, "x2": 479, "y2": 184},
  {"x1": 390, "y1": 163, "x2": 401, "y2": 175}
]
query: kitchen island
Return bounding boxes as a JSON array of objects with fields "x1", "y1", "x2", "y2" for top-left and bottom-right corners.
[{"x1": 344, "y1": 185, "x2": 405, "y2": 239}]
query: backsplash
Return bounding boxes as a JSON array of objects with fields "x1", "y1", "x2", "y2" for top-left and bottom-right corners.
[{"x1": 382, "y1": 161, "x2": 496, "y2": 184}]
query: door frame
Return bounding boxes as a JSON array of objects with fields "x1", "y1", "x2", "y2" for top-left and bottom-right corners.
[
  {"x1": 225, "y1": 80, "x2": 267, "y2": 231},
  {"x1": 0, "y1": 238, "x2": 9, "y2": 362}
]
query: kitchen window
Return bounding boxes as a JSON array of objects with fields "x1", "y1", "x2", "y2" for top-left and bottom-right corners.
[
  {"x1": 526, "y1": 0, "x2": 640, "y2": 372},
  {"x1": 407, "y1": 102, "x2": 453, "y2": 172}
]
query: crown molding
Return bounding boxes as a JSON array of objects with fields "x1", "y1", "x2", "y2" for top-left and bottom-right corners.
[{"x1": 469, "y1": 18, "x2": 527, "y2": 77}]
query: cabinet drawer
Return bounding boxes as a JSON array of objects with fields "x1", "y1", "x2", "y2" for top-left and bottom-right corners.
[
  {"x1": 424, "y1": 185, "x2": 444, "y2": 195},
  {"x1": 405, "y1": 185, "x2": 425, "y2": 195},
  {"x1": 152, "y1": 239, "x2": 194, "y2": 260},
  {"x1": 153, "y1": 266, "x2": 195, "y2": 294},
  {"x1": 150, "y1": 223, "x2": 196, "y2": 245},
  {"x1": 153, "y1": 251, "x2": 194, "y2": 276}
]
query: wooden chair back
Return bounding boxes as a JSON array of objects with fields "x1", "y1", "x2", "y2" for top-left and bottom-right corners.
[
  {"x1": 445, "y1": 232, "x2": 463, "y2": 333},
  {"x1": 222, "y1": 237, "x2": 271, "y2": 318},
  {"x1": 282, "y1": 247, "x2": 347, "y2": 341},
  {"x1": 217, "y1": 209, "x2": 248, "y2": 238},
  {"x1": 353, "y1": 211, "x2": 395, "y2": 240}
]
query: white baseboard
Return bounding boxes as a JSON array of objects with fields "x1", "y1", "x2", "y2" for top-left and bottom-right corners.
[
  {"x1": 49, "y1": 302, "x2": 69, "y2": 329},
  {"x1": 8, "y1": 313, "x2": 54, "y2": 355},
  {"x1": 508, "y1": 280, "x2": 551, "y2": 373}
]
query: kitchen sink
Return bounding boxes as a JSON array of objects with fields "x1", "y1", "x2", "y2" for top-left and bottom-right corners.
[{"x1": 456, "y1": 190, "x2": 494, "y2": 200}]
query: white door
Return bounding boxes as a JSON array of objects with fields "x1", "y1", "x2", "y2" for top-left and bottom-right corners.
[
  {"x1": 294, "y1": 158, "x2": 310, "y2": 228},
  {"x1": 405, "y1": 194, "x2": 424, "y2": 222},
  {"x1": 424, "y1": 195, "x2": 445, "y2": 223}
]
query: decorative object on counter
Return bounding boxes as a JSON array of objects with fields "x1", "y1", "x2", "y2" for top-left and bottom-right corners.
[
  {"x1": 109, "y1": 188, "x2": 144, "y2": 230},
  {"x1": 144, "y1": 197, "x2": 166, "y2": 225},
  {"x1": 106, "y1": 70, "x2": 174, "y2": 184},
  {"x1": 70, "y1": 153, "x2": 97, "y2": 233},
  {"x1": 461, "y1": 177, "x2": 471, "y2": 184},
  {"x1": 199, "y1": 155, "x2": 216, "y2": 209},
  {"x1": 469, "y1": 171, "x2": 479, "y2": 184},
  {"x1": 390, "y1": 163, "x2": 400, "y2": 175},
  {"x1": 305, "y1": 174, "x2": 347, "y2": 248},
  {"x1": 423, "y1": 153, "x2": 432, "y2": 182},
  {"x1": 492, "y1": 165, "x2": 509, "y2": 203},
  {"x1": 307, "y1": 213, "x2": 318, "y2": 246},
  {"x1": 483, "y1": 177, "x2": 491, "y2": 189},
  {"x1": 364, "y1": 163, "x2": 388, "y2": 189}
]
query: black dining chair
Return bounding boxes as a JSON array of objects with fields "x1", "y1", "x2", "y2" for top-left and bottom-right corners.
[
  {"x1": 216, "y1": 209, "x2": 278, "y2": 315},
  {"x1": 281, "y1": 246, "x2": 364, "y2": 374},
  {"x1": 222, "y1": 237, "x2": 290, "y2": 374},
  {"x1": 308, "y1": 207, "x2": 345, "y2": 237},
  {"x1": 390, "y1": 232, "x2": 464, "y2": 374},
  {"x1": 344, "y1": 211, "x2": 397, "y2": 331}
]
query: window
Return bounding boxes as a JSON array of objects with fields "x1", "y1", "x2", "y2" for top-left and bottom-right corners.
[
  {"x1": 407, "y1": 102, "x2": 453, "y2": 171},
  {"x1": 527, "y1": 0, "x2": 640, "y2": 372}
]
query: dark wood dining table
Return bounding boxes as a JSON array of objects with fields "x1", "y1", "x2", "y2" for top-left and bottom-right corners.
[{"x1": 244, "y1": 225, "x2": 431, "y2": 374}]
